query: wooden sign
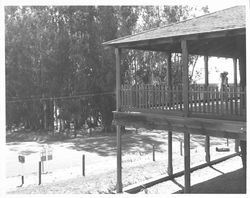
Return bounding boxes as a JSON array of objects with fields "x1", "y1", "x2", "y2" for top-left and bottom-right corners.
[
  {"x1": 41, "y1": 150, "x2": 46, "y2": 161},
  {"x1": 40, "y1": 146, "x2": 53, "y2": 161},
  {"x1": 41, "y1": 155, "x2": 46, "y2": 161},
  {"x1": 18, "y1": 155, "x2": 25, "y2": 163},
  {"x1": 47, "y1": 154, "x2": 52, "y2": 160},
  {"x1": 47, "y1": 147, "x2": 53, "y2": 160}
]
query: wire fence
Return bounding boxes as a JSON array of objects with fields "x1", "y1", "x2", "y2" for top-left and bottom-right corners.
[{"x1": 6, "y1": 91, "x2": 115, "y2": 103}]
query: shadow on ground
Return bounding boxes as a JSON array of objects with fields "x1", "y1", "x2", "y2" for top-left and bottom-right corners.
[
  {"x1": 6, "y1": 128, "x2": 233, "y2": 157},
  {"x1": 62, "y1": 132, "x2": 167, "y2": 156},
  {"x1": 174, "y1": 168, "x2": 246, "y2": 194}
]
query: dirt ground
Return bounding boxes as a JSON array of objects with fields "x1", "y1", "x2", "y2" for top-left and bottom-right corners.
[
  {"x1": 138, "y1": 156, "x2": 246, "y2": 194},
  {"x1": 5, "y1": 128, "x2": 246, "y2": 194}
]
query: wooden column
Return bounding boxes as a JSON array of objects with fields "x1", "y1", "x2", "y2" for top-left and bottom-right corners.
[
  {"x1": 235, "y1": 139, "x2": 239, "y2": 153},
  {"x1": 116, "y1": 125, "x2": 122, "y2": 193},
  {"x1": 167, "y1": 52, "x2": 172, "y2": 88},
  {"x1": 233, "y1": 58, "x2": 237, "y2": 86},
  {"x1": 239, "y1": 54, "x2": 246, "y2": 109},
  {"x1": 204, "y1": 56, "x2": 209, "y2": 87},
  {"x1": 181, "y1": 40, "x2": 189, "y2": 116},
  {"x1": 184, "y1": 130, "x2": 191, "y2": 193},
  {"x1": 43, "y1": 101, "x2": 47, "y2": 130},
  {"x1": 115, "y1": 48, "x2": 123, "y2": 193},
  {"x1": 204, "y1": 56, "x2": 210, "y2": 163},
  {"x1": 205, "y1": 136, "x2": 210, "y2": 163},
  {"x1": 167, "y1": 130, "x2": 173, "y2": 175},
  {"x1": 167, "y1": 52, "x2": 173, "y2": 104},
  {"x1": 182, "y1": 40, "x2": 191, "y2": 192},
  {"x1": 115, "y1": 48, "x2": 121, "y2": 111},
  {"x1": 238, "y1": 44, "x2": 246, "y2": 89}
]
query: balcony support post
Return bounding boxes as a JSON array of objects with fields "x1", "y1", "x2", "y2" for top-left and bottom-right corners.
[
  {"x1": 167, "y1": 130, "x2": 173, "y2": 175},
  {"x1": 184, "y1": 129, "x2": 191, "y2": 193},
  {"x1": 116, "y1": 125, "x2": 122, "y2": 193},
  {"x1": 204, "y1": 56, "x2": 210, "y2": 163},
  {"x1": 205, "y1": 135, "x2": 210, "y2": 163},
  {"x1": 115, "y1": 48, "x2": 123, "y2": 193}
]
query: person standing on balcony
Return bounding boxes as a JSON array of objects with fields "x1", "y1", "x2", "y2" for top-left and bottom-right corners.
[{"x1": 220, "y1": 71, "x2": 229, "y2": 101}]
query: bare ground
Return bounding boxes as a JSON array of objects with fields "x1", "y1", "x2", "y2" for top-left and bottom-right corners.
[{"x1": 5, "y1": 128, "x2": 246, "y2": 194}]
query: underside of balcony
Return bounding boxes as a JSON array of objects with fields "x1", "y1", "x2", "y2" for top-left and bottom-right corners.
[{"x1": 113, "y1": 110, "x2": 246, "y2": 141}]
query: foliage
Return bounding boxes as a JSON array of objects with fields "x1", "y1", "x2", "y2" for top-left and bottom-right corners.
[
  {"x1": 5, "y1": 6, "x2": 137, "y2": 132},
  {"x1": 5, "y1": 5, "x2": 208, "y2": 133}
]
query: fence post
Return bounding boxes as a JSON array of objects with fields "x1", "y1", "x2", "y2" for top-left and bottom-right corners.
[
  {"x1": 21, "y1": 175, "x2": 24, "y2": 186},
  {"x1": 38, "y1": 161, "x2": 41, "y2": 185},
  {"x1": 180, "y1": 140, "x2": 183, "y2": 156},
  {"x1": 82, "y1": 154, "x2": 85, "y2": 176}
]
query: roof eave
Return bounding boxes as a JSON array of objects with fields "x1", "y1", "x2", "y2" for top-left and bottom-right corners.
[{"x1": 103, "y1": 27, "x2": 245, "y2": 49}]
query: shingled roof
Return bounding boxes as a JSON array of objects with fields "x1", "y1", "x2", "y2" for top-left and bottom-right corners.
[{"x1": 103, "y1": 6, "x2": 245, "y2": 48}]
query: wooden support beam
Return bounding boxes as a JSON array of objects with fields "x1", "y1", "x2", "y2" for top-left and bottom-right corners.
[
  {"x1": 184, "y1": 130, "x2": 191, "y2": 193},
  {"x1": 181, "y1": 40, "x2": 189, "y2": 116},
  {"x1": 238, "y1": 37, "x2": 246, "y2": 89},
  {"x1": 167, "y1": 52, "x2": 172, "y2": 88},
  {"x1": 168, "y1": 130, "x2": 173, "y2": 175},
  {"x1": 113, "y1": 111, "x2": 246, "y2": 140},
  {"x1": 235, "y1": 139, "x2": 240, "y2": 153},
  {"x1": 239, "y1": 55, "x2": 246, "y2": 87},
  {"x1": 115, "y1": 48, "x2": 123, "y2": 193},
  {"x1": 167, "y1": 52, "x2": 173, "y2": 104},
  {"x1": 116, "y1": 125, "x2": 122, "y2": 193},
  {"x1": 204, "y1": 56, "x2": 209, "y2": 102},
  {"x1": 204, "y1": 56, "x2": 209, "y2": 87},
  {"x1": 233, "y1": 58, "x2": 238, "y2": 86},
  {"x1": 239, "y1": 54, "x2": 246, "y2": 109},
  {"x1": 123, "y1": 153, "x2": 239, "y2": 194},
  {"x1": 115, "y1": 48, "x2": 121, "y2": 111},
  {"x1": 205, "y1": 135, "x2": 210, "y2": 163}
]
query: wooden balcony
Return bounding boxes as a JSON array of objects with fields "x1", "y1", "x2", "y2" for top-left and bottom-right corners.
[
  {"x1": 120, "y1": 84, "x2": 246, "y2": 121},
  {"x1": 104, "y1": 6, "x2": 246, "y2": 193}
]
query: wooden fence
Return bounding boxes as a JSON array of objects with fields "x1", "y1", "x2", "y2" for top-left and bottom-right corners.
[{"x1": 120, "y1": 84, "x2": 246, "y2": 118}]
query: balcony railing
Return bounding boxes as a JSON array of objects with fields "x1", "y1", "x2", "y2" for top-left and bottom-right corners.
[{"x1": 120, "y1": 84, "x2": 246, "y2": 120}]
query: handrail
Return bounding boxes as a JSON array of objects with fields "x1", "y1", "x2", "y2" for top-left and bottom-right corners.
[{"x1": 120, "y1": 84, "x2": 246, "y2": 118}]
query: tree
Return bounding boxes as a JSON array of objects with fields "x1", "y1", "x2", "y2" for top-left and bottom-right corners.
[{"x1": 5, "y1": 5, "x2": 208, "y2": 134}]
